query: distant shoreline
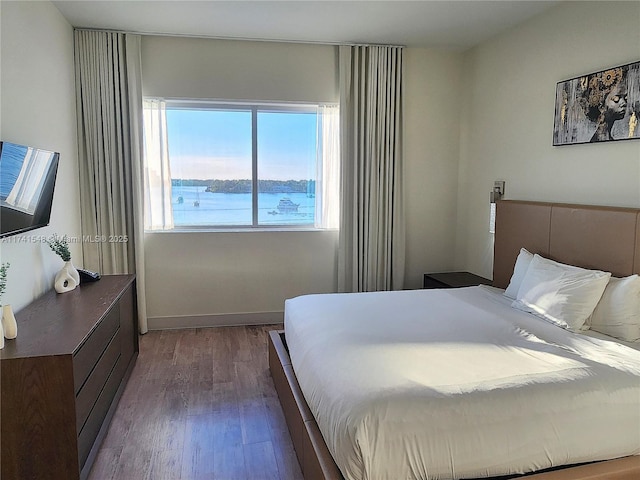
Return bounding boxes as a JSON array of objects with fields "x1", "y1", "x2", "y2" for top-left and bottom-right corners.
[{"x1": 172, "y1": 178, "x2": 315, "y2": 194}]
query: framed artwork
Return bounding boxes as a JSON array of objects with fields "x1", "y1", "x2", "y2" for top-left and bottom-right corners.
[{"x1": 553, "y1": 61, "x2": 639, "y2": 145}]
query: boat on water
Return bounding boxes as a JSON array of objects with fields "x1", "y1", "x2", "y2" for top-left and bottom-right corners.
[
  {"x1": 177, "y1": 196, "x2": 184, "y2": 204},
  {"x1": 277, "y1": 197, "x2": 299, "y2": 213}
]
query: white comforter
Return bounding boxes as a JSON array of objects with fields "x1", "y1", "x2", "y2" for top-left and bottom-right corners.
[{"x1": 284, "y1": 286, "x2": 640, "y2": 480}]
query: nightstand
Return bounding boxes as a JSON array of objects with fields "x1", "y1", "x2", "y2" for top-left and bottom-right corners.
[{"x1": 423, "y1": 271, "x2": 492, "y2": 289}]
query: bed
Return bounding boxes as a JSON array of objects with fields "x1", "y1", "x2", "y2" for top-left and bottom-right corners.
[{"x1": 269, "y1": 200, "x2": 640, "y2": 480}]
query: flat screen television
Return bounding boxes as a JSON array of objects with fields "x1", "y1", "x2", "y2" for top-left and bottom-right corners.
[{"x1": 0, "y1": 141, "x2": 60, "y2": 238}]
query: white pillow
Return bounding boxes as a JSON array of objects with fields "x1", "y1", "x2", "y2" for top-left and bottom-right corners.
[
  {"x1": 503, "y1": 248, "x2": 534, "y2": 299},
  {"x1": 511, "y1": 254, "x2": 611, "y2": 331},
  {"x1": 589, "y1": 275, "x2": 640, "y2": 342}
]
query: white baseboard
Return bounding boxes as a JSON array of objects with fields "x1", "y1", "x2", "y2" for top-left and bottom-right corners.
[{"x1": 147, "y1": 311, "x2": 284, "y2": 330}]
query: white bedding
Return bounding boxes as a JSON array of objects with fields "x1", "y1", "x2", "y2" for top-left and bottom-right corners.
[{"x1": 284, "y1": 286, "x2": 640, "y2": 480}]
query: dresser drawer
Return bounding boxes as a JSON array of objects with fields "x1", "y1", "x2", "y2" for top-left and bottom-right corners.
[
  {"x1": 77, "y1": 353, "x2": 122, "y2": 470},
  {"x1": 73, "y1": 305, "x2": 120, "y2": 393},
  {"x1": 75, "y1": 328, "x2": 121, "y2": 434}
]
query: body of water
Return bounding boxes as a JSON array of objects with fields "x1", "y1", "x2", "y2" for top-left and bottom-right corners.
[{"x1": 171, "y1": 186, "x2": 315, "y2": 226}]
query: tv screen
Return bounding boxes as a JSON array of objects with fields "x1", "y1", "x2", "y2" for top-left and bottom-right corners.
[{"x1": 0, "y1": 141, "x2": 60, "y2": 238}]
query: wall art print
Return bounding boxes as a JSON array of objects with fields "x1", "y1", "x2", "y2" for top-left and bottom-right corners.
[{"x1": 553, "y1": 61, "x2": 639, "y2": 145}]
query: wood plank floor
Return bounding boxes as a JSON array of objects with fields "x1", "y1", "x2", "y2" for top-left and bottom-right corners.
[{"x1": 88, "y1": 325, "x2": 303, "y2": 480}]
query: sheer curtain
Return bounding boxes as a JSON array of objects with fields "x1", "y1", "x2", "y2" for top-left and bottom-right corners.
[
  {"x1": 142, "y1": 99, "x2": 174, "y2": 230},
  {"x1": 338, "y1": 44, "x2": 405, "y2": 292},
  {"x1": 316, "y1": 104, "x2": 340, "y2": 229},
  {"x1": 74, "y1": 30, "x2": 149, "y2": 333}
]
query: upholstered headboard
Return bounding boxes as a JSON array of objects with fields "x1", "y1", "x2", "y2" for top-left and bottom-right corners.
[{"x1": 493, "y1": 200, "x2": 640, "y2": 289}]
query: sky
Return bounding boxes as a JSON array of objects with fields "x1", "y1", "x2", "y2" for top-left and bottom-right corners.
[{"x1": 166, "y1": 108, "x2": 317, "y2": 181}]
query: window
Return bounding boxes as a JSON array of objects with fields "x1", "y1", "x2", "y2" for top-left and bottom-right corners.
[{"x1": 143, "y1": 99, "x2": 339, "y2": 230}]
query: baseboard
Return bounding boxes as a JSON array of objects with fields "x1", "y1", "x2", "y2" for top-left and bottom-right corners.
[{"x1": 147, "y1": 311, "x2": 284, "y2": 330}]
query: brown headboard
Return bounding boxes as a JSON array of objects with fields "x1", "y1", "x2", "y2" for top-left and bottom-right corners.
[{"x1": 493, "y1": 200, "x2": 640, "y2": 289}]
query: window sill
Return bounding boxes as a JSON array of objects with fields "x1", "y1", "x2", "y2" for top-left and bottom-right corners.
[{"x1": 145, "y1": 227, "x2": 338, "y2": 234}]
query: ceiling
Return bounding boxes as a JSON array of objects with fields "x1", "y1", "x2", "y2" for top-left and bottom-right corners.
[{"x1": 52, "y1": 0, "x2": 560, "y2": 50}]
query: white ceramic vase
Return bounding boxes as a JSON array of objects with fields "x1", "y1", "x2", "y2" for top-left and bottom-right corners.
[
  {"x1": 55, "y1": 260, "x2": 80, "y2": 294},
  {"x1": 0, "y1": 318, "x2": 4, "y2": 349},
  {"x1": 2, "y1": 304, "x2": 17, "y2": 339}
]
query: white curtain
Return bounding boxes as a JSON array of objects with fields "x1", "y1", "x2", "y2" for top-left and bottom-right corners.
[
  {"x1": 338, "y1": 45, "x2": 405, "y2": 293},
  {"x1": 142, "y1": 99, "x2": 174, "y2": 230},
  {"x1": 74, "y1": 30, "x2": 149, "y2": 333},
  {"x1": 316, "y1": 104, "x2": 340, "y2": 229}
]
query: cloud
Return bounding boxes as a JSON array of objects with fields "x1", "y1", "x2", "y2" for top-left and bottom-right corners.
[
  {"x1": 170, "y1": 155, "x2": 252, "y2": 180},
  {"x1": 169, "y1": 154, "x2": 315, "y2": 181}
]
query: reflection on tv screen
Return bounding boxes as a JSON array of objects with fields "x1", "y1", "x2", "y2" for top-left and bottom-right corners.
[{"x1": 0, "y1": 141, "x2": 59, "y2": 237}]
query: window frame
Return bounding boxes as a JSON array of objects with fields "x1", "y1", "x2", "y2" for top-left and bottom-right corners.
[{"x1": 160, "y1": 98, "x2": 325, "y2": 231}]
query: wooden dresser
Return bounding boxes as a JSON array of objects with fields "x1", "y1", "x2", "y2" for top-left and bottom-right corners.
[{"x1": 1, "y1": 275, "x2": 138, "y2": 480}]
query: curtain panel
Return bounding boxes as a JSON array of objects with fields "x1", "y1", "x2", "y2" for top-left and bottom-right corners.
[
  {"x1": 316, "y1": 104, "x2": 340, "y2": 229},
  {"x1": 338, "y1": 45, "x2": 405, "y2": 293},
  {"x1": 74, "y1": 30, "x2": 148, "y2": 333},
  {"x1": 142, "y1": 99, "x2": 174, "y2": 231}
]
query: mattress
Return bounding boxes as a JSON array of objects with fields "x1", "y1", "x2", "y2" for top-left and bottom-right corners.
[{"x1": 284, "y1": 286, "x2": 640, "y2": 480}]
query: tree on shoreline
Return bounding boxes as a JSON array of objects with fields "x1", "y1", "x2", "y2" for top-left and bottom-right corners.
[{"x1": 172, "y1": 178, "x2": 315, "y2": 194}]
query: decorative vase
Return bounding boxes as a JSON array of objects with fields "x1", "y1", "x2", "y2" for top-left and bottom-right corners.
[
  {"x1": 55, "y1": 260, "x2": 80, "y2": 294},
  {"x1": 2, "y1": 304, "x2": 17, "y2": 339},
  {"x1": 0, "y1": 318, "x2": 4, "y2": 349}
]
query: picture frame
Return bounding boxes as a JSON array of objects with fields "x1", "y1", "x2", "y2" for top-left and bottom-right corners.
[{"x1": 553, "y1": 61, "x2": 639, "y2": 146}]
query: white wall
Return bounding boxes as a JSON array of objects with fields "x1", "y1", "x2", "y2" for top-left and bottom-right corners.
[
  {"x1": 141, "y1": 36, "x2": 339, "y2": 327},
  {"x1": 0, "y1": 1, "x2": 82, "y2": 312},
  {"x1": 144, "y1": 230, "x2": 338, "y2": 326},
  {"x1": 6, "y1": 2, "x2": 633, "y2": 327},
  {"x1": 403, "y1": 48, "x2": 463, "y2": 288},
  {"x1": 142, "y1": 35, "x2": 338, "y2": 102},
  {"x1": 140, "y1": 35, "x2": 465, "y2": 322},
  {"x1": 456, "y1": 0, "x2": 640, "y2": 279}
]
